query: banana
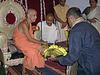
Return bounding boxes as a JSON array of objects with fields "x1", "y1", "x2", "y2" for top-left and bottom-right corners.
[
  {"x1": 54, "y1": 49, "x2": 64, "y2": 56},
  {"x1": 49, "y1": 45, "x2": 58, "y2": 49},
  {"x1": 44, "y1": 50, "x2": 50, "y2": 58},
  {"x1": 56, "y1": 47, "x2": 67, "y2": 56},
  {"x1": 58, "y1": 47, "x2": 66, "y2": 54},
  {"x1": 43, "y1": 45, "x2": 68, "y2": 58},
  {"x1": 44, "y1": 49, "x2": 48, "y2": 54}
]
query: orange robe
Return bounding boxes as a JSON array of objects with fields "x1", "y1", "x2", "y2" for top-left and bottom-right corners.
[{"x1": 13, "y1": 21, "x2": 45, "y2": 70}]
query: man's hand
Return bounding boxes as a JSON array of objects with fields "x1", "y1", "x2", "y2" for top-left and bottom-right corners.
[
  {"x1": 39, "y1": 41, "x2": 48, "y2": 55},
  {"x1": 32, "y1": 26, "x2": 39, "y2": 31},
  {"x1": 89, "y1": 18, "x2": 97, "y2": 23},
  {"x1": 41, "y1": 41, "x2": 47, "y2": 45},
  {"x1": 48, "y1": 55, "x2": 58, "y2": 62}
]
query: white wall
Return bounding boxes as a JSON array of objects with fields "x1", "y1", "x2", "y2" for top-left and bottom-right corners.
[{"x1": 66, "y1": 0, "x2": 100, "y2": 12}]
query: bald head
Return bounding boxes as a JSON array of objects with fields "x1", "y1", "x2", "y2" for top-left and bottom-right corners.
[
  {"x1": 27, "y1": 9, "x2": 37, "y2": 23},
  {"x1": 27, "y1": 9, "x2": 36, "y2": 15}
]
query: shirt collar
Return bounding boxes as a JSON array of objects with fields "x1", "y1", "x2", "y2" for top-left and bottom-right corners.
[{"x1": 72, "y1": 17, "x2": 85, "y2": 27}]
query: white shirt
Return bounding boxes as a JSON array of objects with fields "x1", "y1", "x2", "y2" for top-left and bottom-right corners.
[{"x1": 37, "y1": 21, "x2": 58, "y2": 43}]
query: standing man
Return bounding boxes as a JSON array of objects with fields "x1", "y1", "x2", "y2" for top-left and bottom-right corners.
[
  {"x1": 58, "y1": 7, "x2": 100, "y2": 75},
  {"x1": 53, "y1": 0, "x2": 69, "y2": 47}
]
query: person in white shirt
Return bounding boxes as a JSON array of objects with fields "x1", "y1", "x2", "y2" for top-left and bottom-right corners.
[{"x1": 37, "y1": 13, "x2": 58, "y2": 45}]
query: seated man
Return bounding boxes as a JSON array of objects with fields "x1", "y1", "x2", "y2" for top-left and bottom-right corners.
[
  {"x1": 37, "y1": 13, "x2": 58, "y2": 46},
  {"x1": 13, "y1": 9, "x2": 45, "y2": 74}
]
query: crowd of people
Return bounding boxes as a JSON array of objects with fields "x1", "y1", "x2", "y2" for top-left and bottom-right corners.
[{"x1": 0, "y1": 0, "x2": 99, "y2": 75}]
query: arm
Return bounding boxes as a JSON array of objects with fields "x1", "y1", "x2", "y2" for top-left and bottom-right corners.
[
  {"x1": 87, "y1": 18, "x2": 97, "y2": 23},
  {"x1": 93, "y1": 6, "x2": 100, "y2": 22},
  {"x1": 58, "y1": 31, "x2": 82, "y2": 65},
  {"x1": 22, "y1": 23, "x2": 41, "y2": 44}
]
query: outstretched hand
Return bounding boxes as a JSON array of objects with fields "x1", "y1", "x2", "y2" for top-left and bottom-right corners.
[
  {"x1": 39, "y1": 41, "x2": 48, "y2": 55},
  {"x1": 41, "y1": 40, "x2": 48, "y2": 45},
  {"x1": 48, "y1": 55, "x2": 58, "y2": 62}
]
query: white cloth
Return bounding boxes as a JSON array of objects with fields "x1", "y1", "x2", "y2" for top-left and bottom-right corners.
[
  {"x1": 37, "y1": 21, "x2": 58, "y2": 43},
  {"x1": 87, "y1": 6, "x2": 100, "y2": 33},
  {"x1": 55, "y1": 21, "x2": 68, "y2": 42}
]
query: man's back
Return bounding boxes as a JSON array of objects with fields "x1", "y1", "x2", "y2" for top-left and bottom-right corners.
[{"x1": 70, "y1": 22, "x2": 100, "y2": 75}]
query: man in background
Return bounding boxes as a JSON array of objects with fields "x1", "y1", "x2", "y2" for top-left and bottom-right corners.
[
  {"x1": 53, "y1": 0, "x2": 69, "y2": 47},
  {"x1": 58, "y1": 7, "x2": 100, "y2": 75}
]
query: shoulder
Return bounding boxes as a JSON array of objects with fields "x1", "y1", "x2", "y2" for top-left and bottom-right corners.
[
  {"x1": 73, "y1": 22, "x2": 97, "y2": 33},
  {"x1": 52, "y1": 23, "x2": 57, "y2": 28},
  {"x1": 65, "y1": 4, "x2": 69, "y2": 8},
  {"x1": 72, "y1": 22, "x2": 89, "y2": 30},
  {"x1": 70, "y1": 22, "x2": 90, "y2": 35},
  {"x1": 19, "y1": 19, "x2": 27, "y2": 26},
  {"x1": 17, "y1": 20, "x2": 27, "y2": 33},
  {"x1": 37, "y1": 21, "x2": 47, "y2": 28},
  {"x1": 37, "y1": 21, "x2": 46, "y2": 25},
  {"x1": 96, "y1": 6, "x2": 100, "y2": 10},
  {"x1": 77, "y1": 22, "x2": 91, "y2": 28}
]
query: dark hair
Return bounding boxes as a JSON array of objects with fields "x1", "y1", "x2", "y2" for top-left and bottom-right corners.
[
  {"x1": 46, "y1": 13, "x2": 54, "y2": 17},
  {"x1": 67, "y1": 7, "x2": 82, "y2": 17},
  {"x1": 95, "y1": 0, "x2": 98, "y2": 3},
  {"x1": 89, "y1": 0, "x2": 98, "y2": 3}
]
